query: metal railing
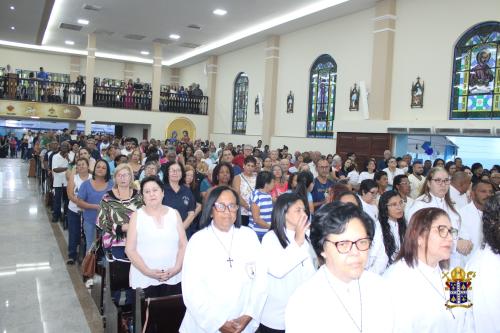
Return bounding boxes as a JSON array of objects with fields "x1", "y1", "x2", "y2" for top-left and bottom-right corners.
[
  {"x1": 93, "y1": 86, "x2": 152, "y2": 111},
  {"x1": 0, "y1": 76, "x2": 85, "y2": 105},
  {"x1": 159, "y1": 91, "x2": 208, "y2": 115}
]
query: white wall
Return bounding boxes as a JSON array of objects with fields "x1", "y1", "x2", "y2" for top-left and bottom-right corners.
[
  {"x1": 179, "y1": 61, "x2": 207, "y2": 92},
  {"x1": 390, "y1": 0, "x2": 500, "y2": 122},
  {"x1": 275, "y1": 7, "x2": 374, "y2": 137},
  {"x1": 213, "y1": 41, "x2": 266, "y2": 136},
  {"x1": 0, "y1": 47, "x2": 71, "y2": 73},
  {"x1": 133, "y1": 63, "x2": 153, "y2": 83},
  {"x1": 122, "y1": 123, "x2": 150, "y2": 140}
]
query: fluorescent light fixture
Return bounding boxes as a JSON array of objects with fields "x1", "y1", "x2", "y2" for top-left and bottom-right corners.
[
  {"x1": 77, "y1": 19, "x2": 89, "y2": 25},
  {"x1": 64, "y1": 40, "x2": 74, "y2": 45},
  {"x1": 10, "y1": 26, "x2": 15, "y2": 30},
  {"x1": 30, "y1": 116, "x2": 40, "y2": 119},
  {"x1": 213, "y1": 9, "x2": 227, "y2": 16},
  {"x1": 164, "y1": 0, "x2": 349, "y2": 66},
  {"x1": 140, "y1": 50, "x2": 150, "y2": 55},
  {"x1": 9, "y1": 5, "x2": 15, "y2": 10},
  {"x1": 169, "y1": 34, "x2": 180, "y2": 40}
]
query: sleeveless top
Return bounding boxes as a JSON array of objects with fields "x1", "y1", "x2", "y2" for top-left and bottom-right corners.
[
  {"x1": 239, "y1": 174, "x2": 256, "y2": 216},
  {"x1": 129, "y1": 207, "x2": 182, "y2": 289},
  {"x1": 68, "y1": 173, "x2": 91, "y2": 213}
]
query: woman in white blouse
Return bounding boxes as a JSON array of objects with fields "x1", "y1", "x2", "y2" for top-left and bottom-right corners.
[
  {"x1": 357, "y1": 158, "x2": 377, "y2": 184},
  {"x1": 407, "y1": 167, "x2": 472, "y2": 268},
  {"x1": 260, "y1": 193, "x2": 316, "y2": 332},
  {"x1": 378, "y1": 191, "x2": 407, "y2": 271},
  {"x1": 125, "y1": 176, "x2": 187, "y2": 297},
  {"x1": 384, "y1": 207, "x2": 466, "y2": 332},
  {"x1": 382, "y1": 156, "x2": 404, "y2": 188}
]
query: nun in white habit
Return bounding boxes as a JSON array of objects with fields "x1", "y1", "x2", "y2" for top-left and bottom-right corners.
[{"x1": 180, "y1": 186, "x2": 267, "y2": 333}]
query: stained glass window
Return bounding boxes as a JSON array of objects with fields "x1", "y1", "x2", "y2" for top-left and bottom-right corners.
[
  {"x1": 450, "y1": 21, "x2": 500, "y2": 120},
  {"x1": 232, "y1": 72, "x2": 249, "y2": 134},
  {"x1": 308, "y1": 54, "x2": 337, "y2": 138}
]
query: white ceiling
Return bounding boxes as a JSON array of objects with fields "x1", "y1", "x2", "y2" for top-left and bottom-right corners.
[{"x1": 1, "y1": 0, "x2": 376, "y2": 67}]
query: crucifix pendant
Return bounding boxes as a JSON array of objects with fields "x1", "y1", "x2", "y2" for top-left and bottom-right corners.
[{"x1": 227, "y1": 257, "x2": 234, "y2": 268}]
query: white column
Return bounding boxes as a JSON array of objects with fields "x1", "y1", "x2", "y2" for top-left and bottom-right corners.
[
  {"x1": 263, "y1": 36, "x2": 279, "y2": 145},
  {"x1": 85, "y1": 119, "x2": 92, "y2": 135},
  {"x1": 206, "y1": 56, "x2": 217, "y2": 135},
  {"x1": 85, "y1": 33, "x2": 96, "y2": 106},
  {"x1": 151, "y1": 43, "x2": 162, "y2": 111}
]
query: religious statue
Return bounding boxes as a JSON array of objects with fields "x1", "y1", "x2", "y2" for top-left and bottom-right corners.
[
  {"x1": 349, "y1": 83, "x2": 360, "y2": 111},
  {"x1": 411, "y1": 77, "x2": 424, "y2": 108},
  {"x1": 255, "y1": 95, "x2": 260, "y2": 114},
  {"x1": 469, "y1": 48, "x2": 494, "y2": 94},
  {"x1": 287, "y1": 91, "x2": 294, "y2": 113}
]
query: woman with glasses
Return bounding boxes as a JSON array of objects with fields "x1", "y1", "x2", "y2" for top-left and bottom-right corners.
[
  {"x1": 408, "y1": 167, "x2": 471, "y2": 269},
  {"x1": 378, "y1": 191, "x2": 407, "y2": 271},
  {"x1": 180, "y1": 186, "x2": 266, "y2": 333},
  {"x1": 259, "y1": 193, "x2": 316, "y2": 333},
  {"x1": 358, "y1": 179, "x2": 386, "y2": 274},
  {"x1": 126, "y1": 176, "x2": 187, "y2": 298},
  {"x1": 393, "y1": 174, "x2": 414, "y2": 218},
  {"x1": 384, "y1": 207, "x2": 463, "y2": 332},
  {"x1": 286, "y1": 202, "x2": 393, "y2": 332}
]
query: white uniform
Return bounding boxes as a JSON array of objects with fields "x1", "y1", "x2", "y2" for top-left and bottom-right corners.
[
  {"x1": 260, "y1": 229, "x2": 316, "y2": 330},
  {"x1": 286, "y1": 265, "x2": 394, "y2": 333},
  {"x1": 408, "y1": 174, "x2": 425, "y2": 199},
  {"x1": 465, "y1": 245, "x2": 500, "y2": 333},
  {"x1": 180, "y1": 223, "x2": 267, "y2": 333},
  {"x1": 383, "y1": 167, "x2": 405, "y2": 186},
  {"x1": 357, "y1": 171, "x2": 374, "y2": 184},
  {"x1": 384, "y1": 259, "x2": 468, "y2": 333},
  {"x1": 458, "y1": 202, "x2": 483, "y2": 264},
  {"x1": 359, "y1": 197, "x2": 387, "y2": 274},
  {"x1": 450, "y1": 185, "x2": 469, "y2": 209}
]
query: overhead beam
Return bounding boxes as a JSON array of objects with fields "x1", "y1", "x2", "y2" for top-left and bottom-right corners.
[{"x1": 36, "y1": 0, "x2": 56, "y2": 45}]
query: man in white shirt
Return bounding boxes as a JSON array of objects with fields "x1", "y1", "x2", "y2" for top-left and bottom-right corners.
[
  {"x1": 286, "y1": 202, "x2": 393, "y2": 332},
  {"x1": 408, "y1": 161, "x2": 425, "y2": 199},
  {"x1": 458, "y1": 180, "x2": 495, "y2": 263},
  {"x1": 449, "y1": 171, "x2": 471, "y2": 209},
  {"x1": 51, "y1": 141, "x2": 70, "y2": 223},
  {"x1": 120, "y1": 138, "x2": 134, "y2": 156}
]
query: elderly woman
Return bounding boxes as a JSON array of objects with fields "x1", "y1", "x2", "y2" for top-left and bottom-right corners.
[
  {"x1": 384, "y1": 207, "x2": 462, "y2": 332},
  {"x1": 98, "y1": 163, "x2": 143, "y2": 259},
  {"x1": 260, "y1": 193, "x2": 316, "y2": 332},
  {"x1": 125, "y1": 176, "x2": 187, "y2": 298},
  {"x1": 285, "y1": 202, "x2": 393, "y2": 332},
  {"x1": 180, "y1": 186, "x2": 267, "y2": 333}
]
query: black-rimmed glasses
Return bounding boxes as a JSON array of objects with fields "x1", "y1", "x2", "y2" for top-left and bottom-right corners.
[
  {"x1": 432, "y1": 225, "x2": 458, "y2": 240},
  {"x1": 324, "y1": 238, "x2": 372, "y2": 254},
  {"x1": 213, "y1": 202, "x2": 239, "y2": 212}
]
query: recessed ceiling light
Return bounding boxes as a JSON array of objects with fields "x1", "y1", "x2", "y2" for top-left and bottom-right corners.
[
  {"x1": 140, "y1": 50, "x2": 149, "y2": 55},
  {"x1": 213, "y1": 9, "x2": 227, "y2": 16},
  {"x1": 9, "y1": 5, "x2": 15, "y2": 10},
  {"x1": 169, "y1": 34, "x2": 180, "y2": 40},
  {"x1": 77, "y1": 19, "x2": 89, "y2": 25},
  {"x1": 65, "y1": 40, "x2": 75, "y2": 45},
  {"x1": 10, "y1": 26, "x2": 15, "y2": 30}
]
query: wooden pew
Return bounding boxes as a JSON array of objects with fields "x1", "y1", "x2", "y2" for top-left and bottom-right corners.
[
  {"x1": 134, "y1": 289, "x2": 185, "y2": 333},
  {"x1": 103, "y1": 257, "x2": 132, "y2": 333}
]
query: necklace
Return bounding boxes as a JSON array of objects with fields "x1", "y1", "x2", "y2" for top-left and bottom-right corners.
[
  {"x1": 116, "y1": 187, "x2": 131, "y2": 202},
  {"x1": 324, "y1": 269, "x2": 363, "y2": 332},
  {"x1": 416, "y1": 266, "x2": 455, "y2": 319},
  {"x1": 211, "y1": 225, "x2": 235, "y2": 268}
]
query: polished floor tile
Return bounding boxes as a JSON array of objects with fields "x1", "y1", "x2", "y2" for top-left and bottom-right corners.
[{"x1": 0, "y1": 158, "x2": 91, "y2": 333}]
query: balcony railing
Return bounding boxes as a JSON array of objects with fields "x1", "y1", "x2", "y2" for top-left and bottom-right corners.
[
  {"x1": 0, "y1": 76, "x2": 85, "y2": 105},
  {"x1": 93, "y1": 86, "x2": 152, "y2": 111},
  {"x1": 159, "y1": 91, "x2": 208, "y2": 115}
]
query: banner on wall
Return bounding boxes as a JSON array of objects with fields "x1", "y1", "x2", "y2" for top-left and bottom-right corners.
[{"x1": 0, "y1": 101, "x2": 81, "y2": 120}]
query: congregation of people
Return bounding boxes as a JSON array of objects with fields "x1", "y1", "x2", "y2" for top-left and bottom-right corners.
[{"x1": 13, "y1": 128, "x2": 500, "y2": 333}]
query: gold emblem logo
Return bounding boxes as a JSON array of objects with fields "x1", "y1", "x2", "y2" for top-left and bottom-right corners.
[{"x1": 443, "y1": 267, "x2": 475, "y2": 308}]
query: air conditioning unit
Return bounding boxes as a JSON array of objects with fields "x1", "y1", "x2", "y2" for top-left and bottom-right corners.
[
  {"x1": 387, "y1": 127, "x2": 408, "y2": 134},
  {"x1": 409, "y1": 127, "x2": 432, "y2": 135},
  {"x1": 462, "y1": 128, "x2": 492, "y2": 136},
  {"x1": 435, "y1": 128, "x2": 461, "y2": 135}
]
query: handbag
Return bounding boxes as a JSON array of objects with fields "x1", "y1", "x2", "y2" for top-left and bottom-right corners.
[{"x1": 82, "y1": 239, "x2": 100, "y2": 278}]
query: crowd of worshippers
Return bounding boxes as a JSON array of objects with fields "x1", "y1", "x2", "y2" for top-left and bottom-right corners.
[{"x1": 30, "y1": 129, "x2": 500, "y2": 333}]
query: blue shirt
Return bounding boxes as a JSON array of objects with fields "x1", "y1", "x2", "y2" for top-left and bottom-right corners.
[
  {"x1": 249, "y1": 190, "x2": 273, "y2": 240},
  {"x1": 37, "y1": 71, "x2": 49, "y2": 81},
  {"x1": 233, "y1": 165, "x2": 241, "y2": 176},
  {"x1": 78, "y1": 179, "x2": 113, "y2": 224},
  {"x1": 311, "y1": 178, "x2": 334, "y2": 204},
  {"x1": 162, "y1": 183, "x2": 196, "y2": 221}
]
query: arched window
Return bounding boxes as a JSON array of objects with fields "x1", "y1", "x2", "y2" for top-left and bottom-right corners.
[
  {"x1": 308, "y1": 54, "x2": 337, "y2": 138},
  {"x1": 232, "y1": 72, "x2": 249, "y2": 134},
  {"x1": 450, "y1": 21, "x2": 500, "y2": 120}
]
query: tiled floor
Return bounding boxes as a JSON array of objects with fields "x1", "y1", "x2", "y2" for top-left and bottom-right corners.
[{"x1": 0, "y1": 158, "x2": 92, "y2": 333}]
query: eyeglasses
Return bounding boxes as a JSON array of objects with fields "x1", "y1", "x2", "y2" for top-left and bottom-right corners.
[
  {"x1": 431, "y1": 178, "x2": 451, "y2": 185},
  {"x1": 116, "y1": 173, "x2": 131, "y2": 179},
  {"x1": 169, "y1": 169, "x2": 182, "y2": 174},
  {"x1": 398, "y1": 182, "x2": 410, "y2": 186},
  {"x1": 324, "y1": 238, "x2": 372, "y2": 254},
  {"x1": 387, "y1": 200, "x2": 405, "y2": 208},
  {"x1": 432, "y1": 225, "x2": 458, "y2": 240},
  {"x1": 213, "y1": 202, "x2": 239, "y2": 213}
]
